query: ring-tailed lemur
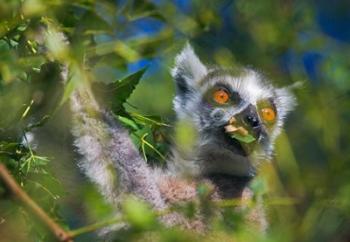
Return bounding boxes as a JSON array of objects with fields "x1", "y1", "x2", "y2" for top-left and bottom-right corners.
[{"x1": 70, "y1": 43, "x2": 296, "y2": 231}]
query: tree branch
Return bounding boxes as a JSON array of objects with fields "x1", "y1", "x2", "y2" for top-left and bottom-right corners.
[{"x1": 0, "y1": 163, "x2": 73, "y2": 242}]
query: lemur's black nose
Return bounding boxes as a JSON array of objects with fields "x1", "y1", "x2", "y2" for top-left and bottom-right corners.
[
  {"x1": 245, "y1": 114, "x2": 260, "y2": 128},
  {"x1": 241, "y1": 104, "x2": 260, "y2": 128}
]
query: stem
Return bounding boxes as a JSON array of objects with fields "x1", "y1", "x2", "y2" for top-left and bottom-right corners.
[
  {"x1": 67, "y1": 208, "x2": 174, "y2": 238},
  {"x1": 0, "y1": 163, "x2": 73, "y2": 242},
  {"x1": 68, "y1": 217, "x2": 123, "y2": 238}
]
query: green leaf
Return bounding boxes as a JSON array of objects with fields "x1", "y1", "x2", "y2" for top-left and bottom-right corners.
[
  {"x1": 101, "y1": 67, "x2": 147, "y2": 114},
  {"x1": 122, "y1": 196, "x2": 157, "y2": 230},
  {"x1": 92, "y1": 68, "x2": 147, "y2": 116},
  {"x1": 0, "y1": 39, "x2": 10, "y2": 51},
  {"x1": 57, "y1": 64, "x2": 83, "y2": 110},
  {"x1": 124, "y1": 1, "x2": 165, "y2": 21},
  {"x1": 231, "y1": 133, "x2": 256, "y2": 143},
  {"x1": 0, "y1": 142, "x2": 28, "y2": 161},
  {"x1": 9, "y1": 39, "x2": 18, "y2": 47},
  {"x1": 116, "y1": 115, "x2": 139, "y2": 130}
]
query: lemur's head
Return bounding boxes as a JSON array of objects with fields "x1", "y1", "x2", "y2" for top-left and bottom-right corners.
[{"x1": 171, "y1": 44, "x2": 296, "y2": 177}]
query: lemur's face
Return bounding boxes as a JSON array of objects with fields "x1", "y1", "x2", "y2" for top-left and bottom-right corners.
[{"x1": 172, "y1": 44, "x2": 295, "y2": 176}]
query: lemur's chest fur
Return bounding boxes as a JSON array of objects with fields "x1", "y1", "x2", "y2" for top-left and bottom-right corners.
[
  {"x1": 157, "y1": 174, "x2": 266, "y2": 231},
  {"x1": 158, "y1": 174, "x2": 252, "y2": 203}
]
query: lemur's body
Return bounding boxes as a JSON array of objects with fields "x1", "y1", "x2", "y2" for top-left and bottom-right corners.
[{"x1": 70, "y1": 44, "x2": 296, "y2": 231}]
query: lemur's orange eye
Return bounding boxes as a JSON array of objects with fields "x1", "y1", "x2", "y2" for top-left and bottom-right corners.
[
  {"x1": 213, "y1": 89, "x2": 230, "y2": 104},
  {"x1": 261, "y1": 107, "x2": 276, "y2": 122}
]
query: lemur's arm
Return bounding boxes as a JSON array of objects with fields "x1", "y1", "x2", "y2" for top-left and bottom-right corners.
[{"x1": 69, "y1": 84, "x2": 166, "y2": 209}]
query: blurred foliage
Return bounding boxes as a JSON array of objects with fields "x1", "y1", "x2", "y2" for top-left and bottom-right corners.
[{"x1": 0, "y1": 0, "x2": 350, "y2": 242}]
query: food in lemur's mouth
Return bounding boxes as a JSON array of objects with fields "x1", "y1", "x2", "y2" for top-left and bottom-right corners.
[{"x1": 225, "y1": 116, "x2": 256, "y2": 144}]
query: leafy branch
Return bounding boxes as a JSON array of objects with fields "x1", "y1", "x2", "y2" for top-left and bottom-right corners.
[{"x1": 0, "y1": 161, "x2": 299, "y2": 240}]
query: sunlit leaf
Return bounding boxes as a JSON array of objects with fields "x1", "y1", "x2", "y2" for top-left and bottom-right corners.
[
  {"x1": 22, "y1": 0, "x2": 46, "y2": 16},
  {"x1": 122, "y1": 196, "x2": 157, "y2": 230}
]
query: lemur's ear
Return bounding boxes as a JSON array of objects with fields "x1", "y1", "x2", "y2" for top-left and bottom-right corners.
[
  {"x1": 273, "y1": 86, "x2": 297, "y2": 122},
  {"x1": 171, "y1": 43, "x2": 207, "y2": 95}
]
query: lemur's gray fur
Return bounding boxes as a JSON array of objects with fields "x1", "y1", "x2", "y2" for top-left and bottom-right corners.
[
  {"x1": 70, "y1": 43, "x2": 296, "y2": 230},
  {"x1": 70, "y1": 88, "x2": 167, "y2": 210}
]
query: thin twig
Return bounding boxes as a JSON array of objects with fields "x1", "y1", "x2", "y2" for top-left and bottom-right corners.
[
  {"x1": 67, "y1": 208, "x2": 173, "y2": 237},
  {"x1": 67, "y1": 207, "x2": 174, "y2": 238},
  {"x1": 0, "y1": 163, "x2": 73, "y2": 242},
  {"x1": 68, "y1": 217, "x2": 123, "y2": 238}
]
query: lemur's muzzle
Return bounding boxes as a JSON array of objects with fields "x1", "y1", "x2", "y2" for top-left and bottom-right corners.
[{"x1": 224, "y1": 104, "x2": 262, "y2": 145}]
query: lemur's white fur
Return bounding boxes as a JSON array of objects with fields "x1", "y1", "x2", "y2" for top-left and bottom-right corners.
[{"x1": 171, "y1": 43, "x2": 208, "y2": 86}]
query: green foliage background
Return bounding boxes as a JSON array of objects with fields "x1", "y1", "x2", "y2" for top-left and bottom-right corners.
[{"x1": 0, "y1": 0, "x2": 350, "y2": 241}]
